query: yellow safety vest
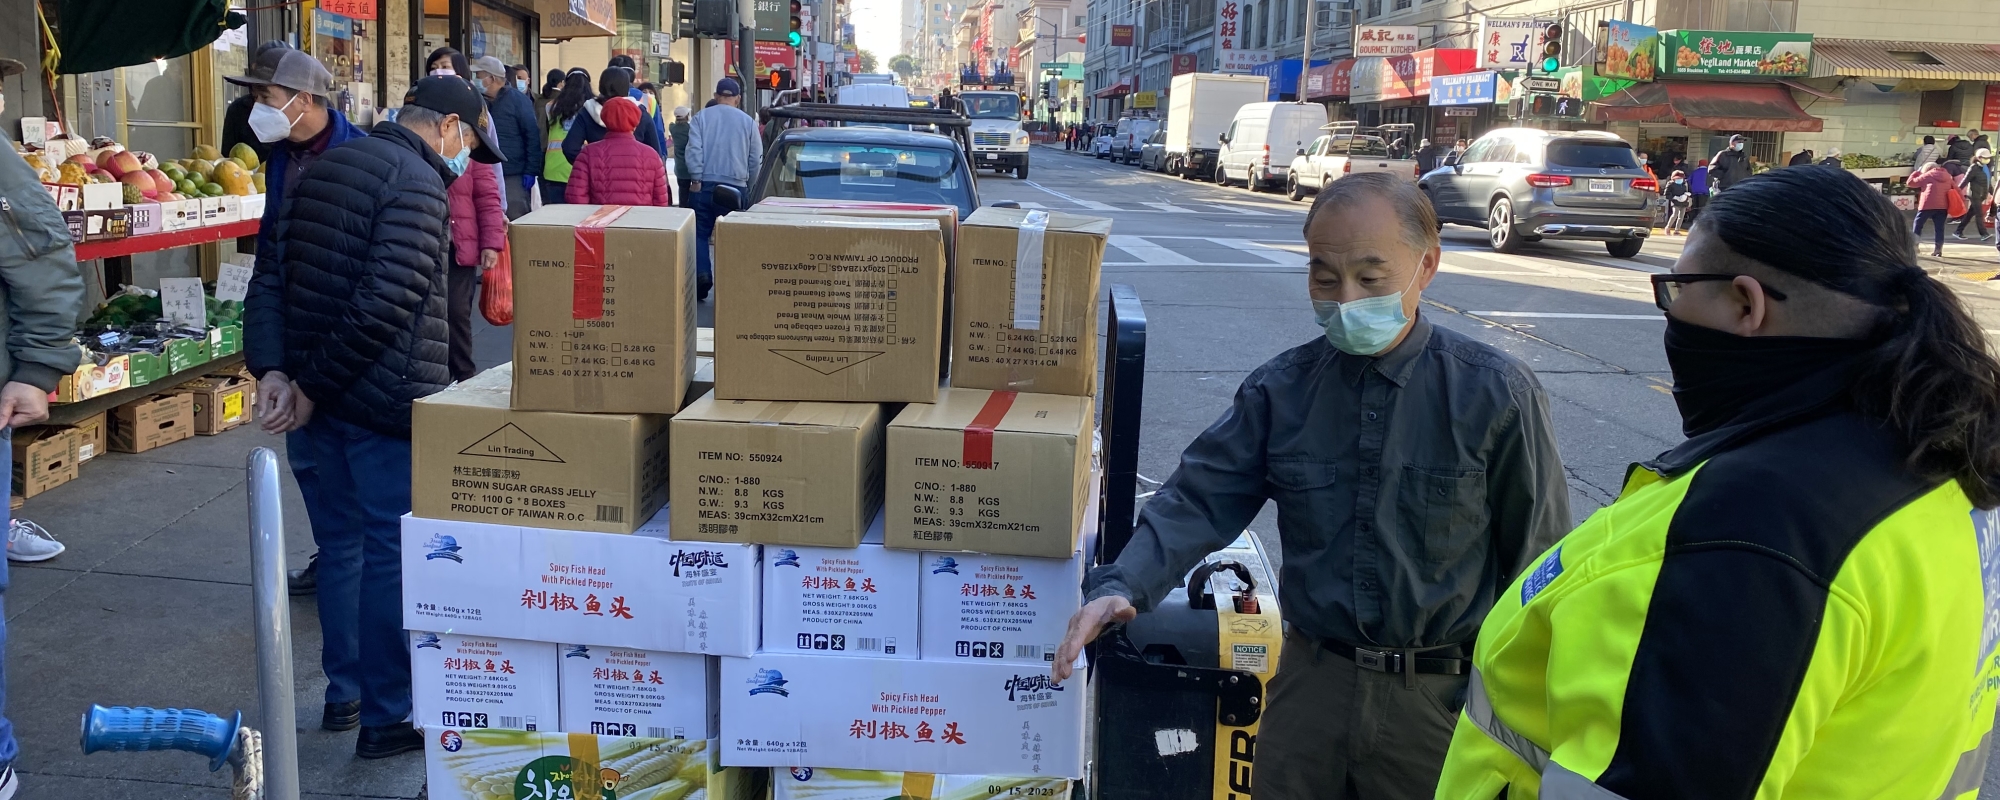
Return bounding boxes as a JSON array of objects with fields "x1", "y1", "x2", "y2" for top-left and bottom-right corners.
[
  {"x1": 545, "y1": 115, "x2": 574, "y2": 183},
  {"x1": 1437, "y1": 411, "x2": 1998, "y2": 799}
]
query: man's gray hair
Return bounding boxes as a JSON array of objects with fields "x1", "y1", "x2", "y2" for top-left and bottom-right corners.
[{"x1": 1303, "y1": 172, "x2": 1441, "y2": 253}]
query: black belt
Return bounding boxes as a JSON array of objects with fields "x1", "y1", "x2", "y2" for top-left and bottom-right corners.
[{"x1": 1319, "y1": 638, "x2": 1470, "y2": 681}]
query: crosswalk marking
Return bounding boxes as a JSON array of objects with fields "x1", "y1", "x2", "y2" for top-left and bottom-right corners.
[
  {"x1": 1204, "y1": 238, "x2": 1301, "y2": 265},
  {"x1": 1017, "y1": 201, "x2": 1050, "y2": 209},
  {"x1": 1072, "y1": 199, "x2": 1120, "y2": 211},
  {"x1": 1142, "y1": 202, "x2": 1198, "y2": 213},
  {"x1": 1104, "y1": 236, "x2": 1309, "y2": 268},
  {"x1": 1106, "y1": 235, "x2": 1188, "y2": 265},
  {"x1": 1209, "y1": 202, "x2": 1283, "y2": 216}
]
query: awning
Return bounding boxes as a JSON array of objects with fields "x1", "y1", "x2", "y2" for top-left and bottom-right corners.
[
  {"x1": 57, "y1": 0, "x2": 244, "y2": 73},
  {"x1": 1810, "y1": 38, "x2": 2000, "y2": 82},
  {"x1": 1094, "y1": 82, "x2": 1131, "y2": 98},
  {"x1": 1590, "y1": 81, "x2": 1823, "y2": 132}
]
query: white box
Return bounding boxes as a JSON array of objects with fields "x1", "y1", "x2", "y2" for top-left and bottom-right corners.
[
  {"x1": 763, "y1": 512, "x2": 919, "y2": 659},
  {"x1": 239, "y1": 193, "x2": 266, "y2": 220},
  {"x1": 720, "y1": 653, "x2": 1087, "y2": 777},
  {"x1": 217, "y1": 194, "x2": 243, "y2": 224},
  {"x1": 919, "y1": 484, "x2": 1097, "y2": 664},
  {"x1": 159, "y1": 199, "x2": 200, "y2": 231},
  {"x1": 81, "y1": 182, "x2": 123, "y2": 210},
  {"x1": 557, "y1": 645, "x2": 716, "y2": 739},
  {"x1": 410, "y1": 632, "x2": 558, "y2": 732},
  {"x1": 426, "y1": 733, "x2": 762, "y2": 800},
  {"x1": 402, "y1": 509, "x2": 762, "y2": 656},
  {"x1": 198, "y1": 196, "x2": 223, "y2": 226},
  {"x1": 773, "y1": 768, "x2": 1073, "y2": 799}
]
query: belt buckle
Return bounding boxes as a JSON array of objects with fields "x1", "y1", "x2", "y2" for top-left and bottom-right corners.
[{"x1": 1355, "y1": 647, "x2": 1397, "y2": 672}]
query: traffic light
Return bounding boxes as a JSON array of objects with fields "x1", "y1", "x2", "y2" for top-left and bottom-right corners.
[
  {"x1": 788, "y1": 0, "x2": 803, "y2": 47},
  {"x1": 675, "y1": 0, "x2": 698, "y2": 39},
  {"x1": 768, "y1": 67, "x2": 795, "y2": 91},
  {"x1": 1040, "y1": 80, "x2": 1052, "y2": 100},
  {"x1": 1529, "y1": 93, "x2": 1583, "y2": 118},
  {"x1": 694, "y1": 0, "x2": 737, "y2": 38},
  {"x1": 1538, "y1": 22, "x2": 1563, "y2": 73}
]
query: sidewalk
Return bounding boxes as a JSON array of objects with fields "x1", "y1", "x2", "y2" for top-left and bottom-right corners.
[{"x1": 9, "y1": 317, "x2": 513, "y2": 798}]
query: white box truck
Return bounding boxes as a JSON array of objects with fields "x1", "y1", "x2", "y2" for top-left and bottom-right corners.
[{"x1": 1164, "y1": 73, "x2": 1269, "y2": 180}]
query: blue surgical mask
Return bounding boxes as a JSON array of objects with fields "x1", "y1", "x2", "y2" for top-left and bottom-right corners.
[
  {"x1": 516, "y1": 79, "x2": 528, "y2": 93},
  {"x1": 443, "y1": 125, "x2": 472, "y2": 176},
  {"x1": 1312, "y1": 271, "x2": 1418, "y2": 356}
]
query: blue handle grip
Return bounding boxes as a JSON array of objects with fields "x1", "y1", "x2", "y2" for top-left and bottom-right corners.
[{"x1": 79, "y1": 705, "x2": 241, "y2": 771}]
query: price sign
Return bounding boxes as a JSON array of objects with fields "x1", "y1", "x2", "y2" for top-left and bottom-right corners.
[
  {"x1": 160, "y1": 278, "x2": 207, "y2": 330},
  {"x1": 216, "y1": 256, "x2": 254, "y2": 303}
]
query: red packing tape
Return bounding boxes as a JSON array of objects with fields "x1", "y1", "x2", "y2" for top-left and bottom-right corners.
[
  {"x1": 961, "y1": 391, "x2": 1017, "y2": 470},
  {"x1": 572, "y1": 205, "x2": 632, "y2": 319}
]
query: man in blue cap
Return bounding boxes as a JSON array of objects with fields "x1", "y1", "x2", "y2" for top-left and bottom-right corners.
[{"x1": 684, "y1": 77, "x2": 762, "y2": 302}]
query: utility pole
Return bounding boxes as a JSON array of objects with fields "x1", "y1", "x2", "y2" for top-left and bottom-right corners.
[
  {"x1": 1296, "y1": 0, "x2": 1314, "y2": 102},
  {"x1": 739, "y1": 0, "x2": 760, "y2": 115}
]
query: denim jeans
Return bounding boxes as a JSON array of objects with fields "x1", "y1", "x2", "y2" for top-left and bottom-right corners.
[
  {"x1": 298, "y1": 414, "x2": 413, "y2": 727},
  {"x1": 691, "y1": 183, "x2": 743, "y2": 297}
]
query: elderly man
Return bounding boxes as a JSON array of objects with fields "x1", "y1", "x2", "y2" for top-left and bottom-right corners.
[
  {"x1": 470, "y1": 55, "x2": 542, "y2": 218},
  {"x1": 1054, "y1": 173, "x2": 1571, "y2": 799},
  {"x1": 685, "y1": 77, "x2": 761, "y2": 302}
]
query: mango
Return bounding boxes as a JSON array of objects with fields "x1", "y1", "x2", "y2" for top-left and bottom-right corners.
[
  {"x1": 192, "y1": 144, "x2": 221, "y2": 161},
  {"x1": 228, "y1": 143, "x2": 261, "y2": 171}
]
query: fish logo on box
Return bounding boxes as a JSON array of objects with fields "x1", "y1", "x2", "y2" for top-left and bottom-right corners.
[
  {"x1": 930, "y1": 556, "x2": 961, "y2": 575},
  {"x1": 748, "y1": 668, "x2": 791, "y2": 697},
  {"x1": 424, "y1": 534, "x2": 464, "y2": 563},
  {"x1": 563, "y1": 644, "x2": 592, "y2": 659},
  {"x1": 413, "y1": 633, "x2": 443, "y2": 650},
  {"x1": 789, "y1": 767, "x2": 815, "y2": 781},
  {"x1": 437, "y1": 730, "x2": 463, "y2": 752},
  {"x1": 773, "y1": 549, "x2": 802, "y2": 568},
  {"x1": 671, "y1": 548, "x2": 730, "y2": 577}
]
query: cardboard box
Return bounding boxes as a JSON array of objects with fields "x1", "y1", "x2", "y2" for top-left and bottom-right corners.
[
  {"x1": 773, "y1": 768, "x2": 1072, "y2": 800},
  {"x1": 80, "y1": 182, "x2": 124, "y2": 210},
  {"x1": 125, "y1": 352, "x2": 166, "y2": 387},
  {"x1": 198, "y1": 196, "x2": 240, "y2": 226},
  {"x1": 426, "y1": 733, "x2": 760, "y2": 800},
  {"x1": 56, "y1": 354, "x2": 130, "y2": 402},
  {"x1": 217, "y1": 195, "x2": 243, "y2": 224},
  {"x1": 43, "y1": 183, "x2": 79, "y2": 212},
  {"x1": 164, "y1": 337, "x2": 206, "y2": 374},
  {"x1": 412, "y1": 363, "x2": 669, "y2": 534},
  {"x1": 239, "y1": 193, "x2": 266, "y2": 220},
  {"x1": 670, "y1": 391, "x2": 884, "y2": 548},
  {"x1": 12, "y1": 427, "x2": 78, "y2": 498},
  {"x1": 159, "y1": 199, "x2": 201, "y2": 232},
  {"x1": 82, "y1": 207, "x2": 131, "y2": 242},
  {"x1": 69, "y1": 411, "x2": 108, "y2": 463},
  {"x1": 173, "y1": 373, "x2": 252, "y2": 434},
  {"x1": 762, "y1": 512, "x2": 919, "y2": 659},
  {"x1": 918, "y1": 490, "x2": 1096, "y2": 665},
  {"x1": 109, "y1": 392, "x2": 195, "y2": 453},
  {"x1": 720, "y1": 653, "x2": 1087, "y2": 777},
  {"x1": 508, "y1": 204, "x2": 696, "y2": 415},
  {"x1": 712, "y1": 214, "x2": 947, "y2": 404},
  {"x1": 401, "y1": 510, "x2": 762, "y2": 656},
  {"x1": 952, "y1": 208, "x2": 1108, "y2": 397},
  {"x1": 59, "y1": 210, "x2": 85, "y2": 243},
  {"x1": 127, "y1": 202, "x2": 163, "y2": 235},
  {"x1": 557, "y1": 645, "x2": 715, "y2": 738},
  {"x1": 411, "y1": 632, "x2": 559, "y2": 732},
  {"x1": 885, "y1": 390, "x2": 1094, "y2": 558},
  {"x1": 212, "y1": 323, "x2": 243, "y2": 357}
]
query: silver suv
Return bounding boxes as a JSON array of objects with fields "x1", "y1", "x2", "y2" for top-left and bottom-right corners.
[{"x1": 1420, "y1": 128, "x2": 1657, "y2": 258}]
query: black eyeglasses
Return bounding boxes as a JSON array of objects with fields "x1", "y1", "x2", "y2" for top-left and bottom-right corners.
[{"x1": 1650, "y1": 273, "x2": 1788, "y2": 312}]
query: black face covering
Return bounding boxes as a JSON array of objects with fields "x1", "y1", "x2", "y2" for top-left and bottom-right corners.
[{"x1": 1662, "y1": 315, "x2": 1876, "y2": 438}]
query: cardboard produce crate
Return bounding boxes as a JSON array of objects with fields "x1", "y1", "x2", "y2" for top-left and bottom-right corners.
[
  {"x1": 509, "y1": 204, "x2": 697, "y2": 415},
  {"x1": 173, "y1": 373, "x2": 253, "y2": 434},
  {"x1": 773, "y1": 768, "x2": 1072, "y2": 800},
  {"x1": 11, "y1": 427, "x2": 78, "y2": 498},
  {"x1": 411, "y1": 632, "x2": 559, "y2": 732},
  {"x1": 762, "y1": 512, "x2": 919, "y2": 659},
  {"x1": 425, "y1": 732, "x2": 760, "y2": 800},
  {"x1": 712, "y1": 214, "x2": 947, "y2": 404},
  {"x1": 884, "y1": 389, "x2": 1094, "y2": 558},
  {"x1": 110, "y1": 392, "x2": 195, "y2": 453},
  {"x1": 952, "y1": 208, "x2": 1110, "y2": 397},
  {"x1": 557, "y1": 645, "x2": 715, "y2": 739},
  {"x1": 56, "y1": 354, "x2": 130, "y2": 402},
  {"x1": 67, "y1": 411, "x2": 108, "y2": 463},
  {"x1": 670, "y1": 391, "x2": 884, "y2": 547}
]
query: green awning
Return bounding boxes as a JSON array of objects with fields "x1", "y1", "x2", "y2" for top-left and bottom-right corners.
[{"x1": 56, "y1": 0, "x2": 245, "y2": 74}]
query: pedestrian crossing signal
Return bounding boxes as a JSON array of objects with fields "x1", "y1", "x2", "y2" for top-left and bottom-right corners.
[{"x1": 768, "y1": 67, "x2": 795, "y2": 91}]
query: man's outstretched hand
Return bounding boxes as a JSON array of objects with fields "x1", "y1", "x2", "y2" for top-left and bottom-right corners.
[{"x1": 1051, "y1": 595, "x2": 1137, "y2": 682}]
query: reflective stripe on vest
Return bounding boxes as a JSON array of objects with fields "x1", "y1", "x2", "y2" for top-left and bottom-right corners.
[
  {"x1": 1937, "y1": 731, "x2": 1991, "y2": 800},
  {"x1": 1467, "y1": 667, "x2": 1550, "y2": 773}
]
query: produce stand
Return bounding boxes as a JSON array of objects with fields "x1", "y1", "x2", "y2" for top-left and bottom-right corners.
[
  {"x1": 42, "y1": 351, "x2": 243, "y2": 427},
  {"x1": 74, "y1": 219, "x2": 259, "y2": 292}
]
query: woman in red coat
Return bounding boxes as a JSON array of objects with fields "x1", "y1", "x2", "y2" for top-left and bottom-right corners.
[
  {"x1": 565, "y1": 97, "x2": 671, "y2": 206},
  {"x1": 447, "y1": 111, "x2": 507, "y2": 382}
]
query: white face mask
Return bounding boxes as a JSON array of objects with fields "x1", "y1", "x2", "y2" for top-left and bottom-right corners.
[
  {"x1": 250, "y1": 91, "x2": 302, "y2": 143},
  {"x1": 1731, "y1": 142, "x2": 1744, "y2": 151},
  {"x1": 431, "y1": 67, "x2": 456, "y2": 77}
]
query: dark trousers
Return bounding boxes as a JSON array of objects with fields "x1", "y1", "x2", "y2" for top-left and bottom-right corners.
[
  {"x1": 677, "y1": 178, "x2": 696, "y2": 208},
  {"x1": 1258, "y1": 630, "x2": 1464, "y2": 800},
  {"x1": 692, "y1": 183, "x2": 743, "y2": 299},
  {"x1": 505, "y1": 178, "x2": 531, "y2": 219},
  {"x1": 448, "y1": 264, "x2": 478, "y2": 382},
  {"x1": 1916, "y1": 209, "x2": 1950, "y2": 253},
  {"x1": 299, "y1": 414, "x2": 414, "y2": 727},
  {"x1": 538, "y1": 179, "x2": 566, "y2": 206},
  {"x1": 1957, "y1": 197, "x2": 1990, "y2": 237}
]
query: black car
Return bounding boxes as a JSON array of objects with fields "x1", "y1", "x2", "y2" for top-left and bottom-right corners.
[{"x1": 719, "y1": 107, "x2": 983, "y2": 219}]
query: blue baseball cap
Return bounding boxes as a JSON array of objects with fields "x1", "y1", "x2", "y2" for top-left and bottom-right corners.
[{"x1": 716, "y1": 77, "x2": 742, "y2": 97}]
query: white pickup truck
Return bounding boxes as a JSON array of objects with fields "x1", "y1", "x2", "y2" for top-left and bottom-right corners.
[{"x1": 1285, "y1": 122, "x2": 1421, "y2": 201}]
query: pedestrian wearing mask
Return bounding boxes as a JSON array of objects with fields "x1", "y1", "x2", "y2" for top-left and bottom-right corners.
[
  {"x1": 234, "y1": 45, "x2": 364, "y2": 601},
  {"x1": 1054, "y1": 173, "x2": 1571, "y2": 800},
  {"x1": 1662, "y1": 169, "x2": 1692, "y2": 235},
  {"x1": 444, "y1": 107, "x2": 506, "y2": 383},
  {"x1": 685, "y1": 78, "x2": 762, "y2": 303},
  {"x1": 541, "y1": 69, "x2": 592, "y2": 206},
  {"x1": 1709, "y1": 134, "x2": 1754, "y2": 193},
  {"x1": 263, "y1": 76, "x2": 504, "y2": 760},
  {"x1": 1909, "y1": 161, "x2": 1957, "y2": 258},
  {"x1": 470, "y1": 56, "x2": 542, "y2": 219},
  {"x1": 565, "y1": 97, "x2": 670, "y2": 207},
  {"x1": 1437, "y1": 166, "x2": 2000, "y2": 800},
  {"x1": 1956, "y1": 149, "x2": 1993, "y2": 242},
  {"x1": 561, "y1": 65, "x2": 666, "y2": 171},
  {"x1": 220, "y1": 40, "x2": 290, "y2": 164},
  {"x1": 1688, "y1": 159, "x2": 1711, "y2": 225}
]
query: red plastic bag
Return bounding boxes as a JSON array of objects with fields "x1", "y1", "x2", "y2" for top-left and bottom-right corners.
[
  {"x1": 1948, "y1": 186, "x2": 1970, "y2": 219},
  {"x1": 481, "y1": 240, "x2": 514, "y2": 326}
]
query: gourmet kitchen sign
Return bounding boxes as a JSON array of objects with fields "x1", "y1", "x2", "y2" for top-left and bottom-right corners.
[{"x1": 1353, "y1": 25, "x2": 1420, "y2": 58}]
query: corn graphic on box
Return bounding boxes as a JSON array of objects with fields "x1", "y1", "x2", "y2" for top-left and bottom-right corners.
[{"x1": 426, "y1": 731, "x2": 759, "y2": 800}]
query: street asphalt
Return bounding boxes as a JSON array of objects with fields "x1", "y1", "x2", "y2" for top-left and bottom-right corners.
[{"x1": 10, "y1": 141, "x2": 2000, "y2": 797}]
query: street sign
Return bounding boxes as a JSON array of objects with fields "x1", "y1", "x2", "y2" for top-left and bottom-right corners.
[
  {"x1": 1523, "y1": 76, "x2": 1560, "y2": 92},
  {"x1": 1443, "y1": 106, "x2": 1479, "y2": 117}
]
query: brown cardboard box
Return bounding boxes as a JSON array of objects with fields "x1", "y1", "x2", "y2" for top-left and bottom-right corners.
[
  {"x1": 508, "y1": 204, "x2": 697, "y2": 414},
  {"x1": 174, "y1": 374, "x2": 253, "y2": 434},
  {"x1": 57, "y1": 353, "x2": 131, "y2": 402},
  {"x1": 884, "y1": 388, "x2": 1094, "y2": 557},
  {"x1": 12, "y1": 427, "x2": 78, "y2": 498},
  {"x1": 952, "y1": 208, "x2": 1110, "y2": 397},
  {"x1": 413, "y1": 363, "x2": 670, "y2": 534},
  {"x1": 110, "y1": 393, "x2": 196, "y2": 453},
  {"x1": 69, "y1": 411, "x2": 108, "y2": 463},
  {"x1": 670, "y1": 390, "x2": 884, "y2": 547},
  {"x1": 713, "y1": 214, "x2": 946, "y2": 403}
]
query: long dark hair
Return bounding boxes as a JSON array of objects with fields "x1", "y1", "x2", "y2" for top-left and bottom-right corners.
[
  {"x1": 542, "y1": 68, "x2": 565, "y2": 99},
  {"x1": 1704, "y1": 166, "x2": 2000, "y2": 506},
  {"x1": 426, "y1": 47, "x2": 470, "y2": 82},
  {"x1": 551, "y1": 70, "x2": 592, "y2": 124},
  {"x1": 598, "y1": 64, "x2": 634, "y2": 102}
]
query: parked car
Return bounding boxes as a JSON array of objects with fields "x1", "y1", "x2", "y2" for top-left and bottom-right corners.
[
  {"x1": 737, "y1": 126, "x2": 980, "y2": 219},
  {"x1": 1285, "y1": 123, "x2": 1420, "y2": 201},
  {"x1": 1138, "y1": 128, "x2": 1169, "y2": 171},
  {"x1": 1215, "y1": 102, "x2": 1328, "y2": 191},
  {"x1": 1419, "y1": 128, "x2": 1658, "y2": 258},
  {"x1": 1110, "y1": 117, "x2": 1160, "y2": 165},
  {"x1": 1091, "y1": 123, "x2": 1116, "y2": 158}
]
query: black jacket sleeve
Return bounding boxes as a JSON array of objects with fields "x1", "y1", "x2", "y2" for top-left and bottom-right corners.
[
  {"x1": 243, "y1": 191, "x2": 292, "y2": 378},
  {"x1": 512, "y1": 92, "x2": 544, "y2": 178}
]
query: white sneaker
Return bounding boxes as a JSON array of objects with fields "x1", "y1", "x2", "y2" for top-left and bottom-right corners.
[
  {"x1": 0, "y1": 764, "x2": 19, "y2": 800},
  {"x1": 7, "y1": 520, "x2": 64, "y2": 562}
]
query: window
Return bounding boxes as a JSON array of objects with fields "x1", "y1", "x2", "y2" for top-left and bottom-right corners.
[
  {"x1": 1275, "y1": 0, "x2": 1288, "y2": 41},
  {"x1": 1241, "y1": 4, "x2": 1254, "y2": 48},
  {"x1": 1365, "y1": 0, "x2": 1381, "y2": 17},
  {"x1": 1393, "y1": 0, "x2": 1410, "y2": 8},
  {"x1": 1919, "y1": 90, "x2": 1956, "y2": 126},
  {"x1": 1076, "y1": 14, "x2": 1085, "y2": 25},
  {"x1": 1257, "y1": 2, "x2": 1269, "y2": 47},
  {"x1": 1546, "y1": 140, "x2": 1637, "y2": 168},
  {"x1": 1460, "y1": 138, "x2": 1496, "y2": 163},
  {"x1": 1307, "y1": 135, "x2": 1327, "y2": 156}
]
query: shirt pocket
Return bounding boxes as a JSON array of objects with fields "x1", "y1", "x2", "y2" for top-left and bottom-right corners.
[
  {"x1": 1267, "y1": 456, "x2": 1338, "y2": 541},
  {"x1": 1399, "y1": 465, "x2": 1490, "y2": 566}
]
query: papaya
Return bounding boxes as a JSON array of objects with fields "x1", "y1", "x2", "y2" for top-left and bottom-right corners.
[
  {"x1": 251, "y1": 173, "x2": 266, "y2": 193},
  {"x1": 187, "y1": 159, "x2": 216, "y2": 180},
  {"x1": 192, "y1": 143, "x2": 221, "y2": 161},
  {"x1": 228, "y1": 143, "x2": 261, "y2": 171}
]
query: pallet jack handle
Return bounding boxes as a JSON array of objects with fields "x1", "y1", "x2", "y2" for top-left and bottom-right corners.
[{"x1": 1098, "y1": 284, "x2": 1147, "y2": 567}]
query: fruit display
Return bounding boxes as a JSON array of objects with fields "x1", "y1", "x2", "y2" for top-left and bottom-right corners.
[{"x1": 33, "y1": 135, "x2": 266, "y2": 203}]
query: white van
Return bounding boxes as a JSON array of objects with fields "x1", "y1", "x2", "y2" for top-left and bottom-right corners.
[
  {"x1": 836, "y1": 83, "x2": 915, "y2": 129},
  {"x1": 1215, "y1": 102, "x2": 1330, "y2": 191}
]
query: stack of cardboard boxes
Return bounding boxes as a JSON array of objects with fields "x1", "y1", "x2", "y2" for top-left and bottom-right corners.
[
  {"x1": 13, "y1": 364, "x2": 253, "y2": 502},
  {"x1": 402, "y1": 200, "x2": 1110, "y2": 800}
]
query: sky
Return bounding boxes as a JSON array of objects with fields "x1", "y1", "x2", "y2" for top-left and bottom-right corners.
[{"x1": 849, "y1": 0, "x2": 906, "y2": 65}]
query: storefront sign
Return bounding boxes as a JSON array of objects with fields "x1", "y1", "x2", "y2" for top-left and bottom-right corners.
[
  {"x1": 318, "y1": 0, "x2": 375, "y2": 20},
  {"x1": 1350, "y1": 48, "x2": 1475, "y2": 104},
  {"x1": 1476, "y1": 16, "x2": 1542, "y2": 70},
  {"x1": 1431, "y1": 71, "x2": 1496, "y2": 105},
  {"x1": 1354, "y1": 25, "x2": 1420, "y2": 58},
  {"x1": 1985, "y1": 84, "x2": 2000, "y2": 131},
  {"x1": 1659, "y1": 30, "x2": 1812, "y2": 77},
  {"x1": 313, "y1": 10, "x2": 352, "y2": 40},
  {"x1": 1172, "y1": 53, "x2": 1198, "y2": 75},
  {"x1": 755, "y1": 0, "x2": 789, "y2": 41},
  {"x1": 1443, "y1": 106, "x2": 1479, "y2": 116},
  {"x1": 1133, "y1": 91, "x2": 1158, "y2": 108},
  {"x1": 1597, "y1": 20, "x2": 1658, "y2": 82},
  {"x1": 1218, "y1": 48, "x2": 1273, "y2": 74},
  {"x1": 1306, "y1": 59, "x2": 1355, "y2": 98},
  {"x1": 538, "y1": 0, "x2": 615, "y2": 37},
  {"x1": 1216, "y1": 0, "x2": 1239, "y2": 53},
  {"x1": 1111, "y1": 24, "x2": 1135, "y2": 47}
]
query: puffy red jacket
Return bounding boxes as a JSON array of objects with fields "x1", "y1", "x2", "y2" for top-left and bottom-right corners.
[
  {"x1": 448, "y1": 156, "x2": 506, "y2": 266},
  {"x1": 565, "y1": 131, "x2": 671, "y2": 207},
  {"x1": 1908, "y1": 167, "x2": 1959, "y2": 211}
]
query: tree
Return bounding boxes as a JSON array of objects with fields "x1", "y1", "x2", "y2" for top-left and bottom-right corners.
[
  {"x1": 888, "y1": 54, "x2": 916, "y2": 82},
  {"x1": 858, "y1": 48, "x2": 878, "y2": 73}
]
